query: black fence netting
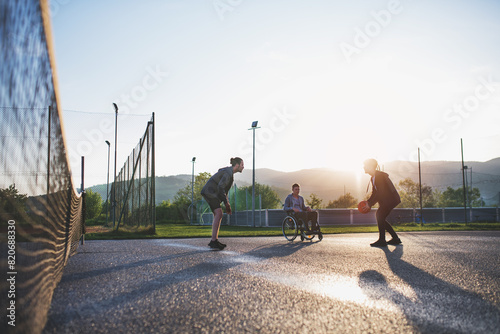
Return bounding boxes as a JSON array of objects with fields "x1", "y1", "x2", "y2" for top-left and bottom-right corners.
[
  {"x1": 0, "y1": 1, "x2": 84, "y2": 333},
  {"x1": 111, "y1": 115, "x2": 155, "y2": 231}
]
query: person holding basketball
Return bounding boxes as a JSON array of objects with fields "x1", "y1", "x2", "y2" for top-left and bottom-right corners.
[
  {"x1": 201, "y1": 157, "x2": 244, "y2": 250},
  {"x1": 363, "y1": 159, "x2": 402, "y2": 247}
]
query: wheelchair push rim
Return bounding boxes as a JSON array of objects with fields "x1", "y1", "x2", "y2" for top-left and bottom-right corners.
[{"x1": 282, "y1": 216, "x2": 298, "y2": 241}]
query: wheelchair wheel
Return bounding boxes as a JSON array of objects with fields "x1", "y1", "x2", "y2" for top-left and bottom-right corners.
[
  {"x1": 301, "y1": 220, "x2": 315, "y2": 241},
  {"x1": 282, "y1": 216, "x2": 298, "y2": 241}
]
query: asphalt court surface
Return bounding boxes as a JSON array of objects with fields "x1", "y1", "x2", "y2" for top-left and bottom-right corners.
[{"x1": 44, "y1": 231, "x2": 500, "y2": 333}]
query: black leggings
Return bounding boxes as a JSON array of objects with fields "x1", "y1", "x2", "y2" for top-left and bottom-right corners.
[
  {"x1": 376, "y1": 205, "x2": 398, "y2": 241},
  {"x1": 294, "y1": 211, "x2": 318, "y2": 229},
  {"x1": 294, "y1": 211, "x2": 317, "y2": 221}
]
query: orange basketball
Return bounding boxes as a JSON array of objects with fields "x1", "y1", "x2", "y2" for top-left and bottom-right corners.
[{"x1": 358, "y1": 201, "x2": 371, "y2": 214}]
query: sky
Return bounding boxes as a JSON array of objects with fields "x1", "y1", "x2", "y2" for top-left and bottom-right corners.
[{"x1": 50, "y1": 0, "x2": 500, "y2": 187}]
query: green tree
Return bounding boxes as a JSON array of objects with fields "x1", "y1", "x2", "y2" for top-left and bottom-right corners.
[
  {"x1": 397, "y1": 178, "x2": 437, "y2": 208},
  {"x1": 156, "y1": 200, "x2": 185, "y2": 222},
  {"x1": 174, "y1": 172, "x2": 212, "y2": 205},
  {"x1": 326, "y1": 192, "x2": 358, "y2": 208},
  {"x1": 172, "y1": 172, "x2": 212, "y2": 222},
  {"x1": 0, "y1": 184, "x2": 27, "y2": 220},
  {"x1": 438, "y1": 186, "x2": 484, "y2": 207},
  {"x1": 306, "y1": 193, "x2": 323, "y2": 209},
  {"x1": 230, "y1": 183, "x2": 281, "y2": 210},
  {"x1": 85, "y1": 189, "x2": 102, "y2": 219}
]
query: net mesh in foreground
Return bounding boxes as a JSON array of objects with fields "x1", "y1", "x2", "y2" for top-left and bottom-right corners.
[{"x1": 0, "y1": 1, "x2": 84, "y2": 333}]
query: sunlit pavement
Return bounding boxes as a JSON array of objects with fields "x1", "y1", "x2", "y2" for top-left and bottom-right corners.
[{"x1": 44, "y1": 231, "x2": 500, "y2": 333}]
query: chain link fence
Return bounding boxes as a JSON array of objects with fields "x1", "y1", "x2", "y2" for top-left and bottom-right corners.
[
  {"x1": 0, "y1": 1, "x2": 84, "y2": 333},
  {"x1": 110, "y1": 115, "x2": 155, "y2": 231}
]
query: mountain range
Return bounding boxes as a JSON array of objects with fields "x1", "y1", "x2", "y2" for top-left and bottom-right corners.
[{"x1": 89, "y1": 158, "x2": 500, "y2": 206}]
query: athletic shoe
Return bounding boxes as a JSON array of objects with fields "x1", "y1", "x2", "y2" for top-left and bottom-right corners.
[
  {"x1": 387, "y1": 237, "x2": 402, "y2": 245},
  {"x1": 208, "y1": 240, "x2": 225, "y2": 250},
  {"x1": 217, "y1": 240, "x2": 227, "y2": 248},
  {"x1": 370, "y1": 240, "x2": 388, "y2": 247}
]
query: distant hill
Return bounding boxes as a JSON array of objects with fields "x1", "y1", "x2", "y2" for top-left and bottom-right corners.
[
  {"x1": 88, "y1": 158, "x2": 500, "y2": 206},
  {"x1": 89, "y1": 175, "x2": 191, "y2": 205}
]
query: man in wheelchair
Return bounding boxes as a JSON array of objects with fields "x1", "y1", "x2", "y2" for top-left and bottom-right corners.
[{"x1": 283, "y1": 183, "x2": 319, "y2": 232}]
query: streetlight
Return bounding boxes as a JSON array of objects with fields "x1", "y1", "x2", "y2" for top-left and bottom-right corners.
[
  {"x1": 112, "y1": 103, "x2": 118, "y2": 228},
  {"x1": 105, "y1": 140, "x2": 110, "y2": 227},
  {"x1": 248, "y1": 121, "x2": 260, "y2": 227},
  {"x1": 191, "y1": 157, "x2": 196, "y2": 225}
]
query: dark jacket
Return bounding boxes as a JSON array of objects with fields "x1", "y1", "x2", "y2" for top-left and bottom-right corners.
[
  {"x1": 201, "y1": 166, "x2": 234, "y2": 204},
  {"x1": 367, "y1": 171, "x2": 401, "y2": 208}
]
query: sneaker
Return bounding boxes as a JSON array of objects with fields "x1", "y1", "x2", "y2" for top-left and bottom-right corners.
[
  {"x1": 208, "y1": 240, "x2": 225, "y2": 250},
  {"x1": 216, "y1": 240, "x2": 227, "y2": 248},
  {"x1": 387, "y1": 238, "x2": 402, "y2": 245},
  {"x1": 370, "y1": 240, "x2": 388, "y2": 247}
]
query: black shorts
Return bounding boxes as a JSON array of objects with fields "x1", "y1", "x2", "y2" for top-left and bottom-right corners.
[{"x1": 202, "y1": 194, "x2": 222, "y2": 212}]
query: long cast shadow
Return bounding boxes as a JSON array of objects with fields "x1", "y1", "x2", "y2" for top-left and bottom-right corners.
[
  {"x1": 359, "y1": 246, "x2": 500, "y2": 333},
  {"x1": 44, "y1": 240, "x2": 315, "y2": 329}
]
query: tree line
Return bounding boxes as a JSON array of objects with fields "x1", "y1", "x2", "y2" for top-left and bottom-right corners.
[
  {"x1": 305, "y1": 177, "x2": 485, "y2": 209},
  {"x1": 0, "y1": 176, "x2": 486, "y2": 224}
]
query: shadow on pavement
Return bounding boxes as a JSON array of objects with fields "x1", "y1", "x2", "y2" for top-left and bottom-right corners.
[
  {"x1": 359, "y1": 246, "x2": 500, "y2": 333},
  {"x1": 44, "y1": 239, "x2": 318, "y2": 330}
]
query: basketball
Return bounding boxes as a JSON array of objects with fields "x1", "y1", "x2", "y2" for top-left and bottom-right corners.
[{"x1": 358, "y1": 201, "x2": 371, "y2": 214}]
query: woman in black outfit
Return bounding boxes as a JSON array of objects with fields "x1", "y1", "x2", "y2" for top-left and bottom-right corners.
[{"x1": 363, "y1": 159, "x2": 402, "y2": 247}]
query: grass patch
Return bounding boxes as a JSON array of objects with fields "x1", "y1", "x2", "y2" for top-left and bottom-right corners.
[{"x1": 83, "y1": 222, "x2": 500, "y2": 240}]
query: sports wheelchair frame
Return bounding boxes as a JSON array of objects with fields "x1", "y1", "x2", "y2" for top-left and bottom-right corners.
[{"x1": 282, "y1": 211, "x2": 323, "y2": 242}]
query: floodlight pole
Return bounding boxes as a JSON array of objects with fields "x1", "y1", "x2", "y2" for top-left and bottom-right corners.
[
  {"x1": 249, "y1": 121, "x2": 260, "y2": 228},
  {"x1": 105, "y1": 140, "x2": 111, "y2": 227},
  {"x1": 113, "y1": 103, "x2": 118, "y2": 229},
  {"x1": 191, "y1": 157, "x2": 196, "y2": 225}
]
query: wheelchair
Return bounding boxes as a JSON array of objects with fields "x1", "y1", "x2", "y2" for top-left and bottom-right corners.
[{"x1": 282, "y1": 211, "x2": 323, "y2": 242}]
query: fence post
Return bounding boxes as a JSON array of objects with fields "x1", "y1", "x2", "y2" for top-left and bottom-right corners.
[
  {"x1": 350, "y1": 209, "x2": 353, "y2": 225},
  {"x1": 151, "y1": 113, "x2": 156, "y2": 231},
  {"x1": 259, "y1": 194, "x2": 262, "y2": 227},
  {"x1": 234, "y1": 184, "x2": 237, "y2": 226},
  {"x1": 47, "y1": 106, "x2": 51, "y2": 195},
  {"x1": 246, "y1": 189, "x2": 249, "y2": 226},
  {"x1": 81, "y1": 156, "x2": 85, "y2": 245}
]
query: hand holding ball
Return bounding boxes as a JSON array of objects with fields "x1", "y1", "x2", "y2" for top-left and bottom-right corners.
[{"x1": 358, "y1": 201, "x2": 371, "y2": 214}]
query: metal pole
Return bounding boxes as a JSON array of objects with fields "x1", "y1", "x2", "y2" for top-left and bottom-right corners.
[
  {"x1": 105, "y1": 140, "x2": 110, "y2": 227},
  {"x1": 113, "y1": 103, "x2": 118, "y2": 228},
  {"x1": 191, "y1": 157, "x2": 196, "y2": 224},
  {"x1": 469, "y1": 166, "x2": 473, "y2": 220},
  {"x1": 151, "y1": 113, "x2": 156, "y2": 231},
  {"x1": 470, "y1": 166, "x2": 473, "y2": 208},
  {"x1": 252, "y1": 127, "x2": 255, "y2": 228},
  {"x1": 259, "y1": 194, "x2": 262, "y2": 227},
  {"x1": 248, "y1": 121, "x2": 260, "y2": 228},
  {"x1": 464, "y1": 166, "x2": 469, "y2": 206},
  {"x1": 234, "y1": 183, "x2": 237, "y2": 225},
  {"x1": 461, "y1": 138, "x2": 467, "y2": 225},
  {"x1": 418, "y1": 148, "x2": 423, "y2": 226},
  {"x1": 47, "y1": 106, "x2": 51, "y2": 195},
  {"x1": 81, "y1": 156, "x2": 85, "y2": 245}
]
